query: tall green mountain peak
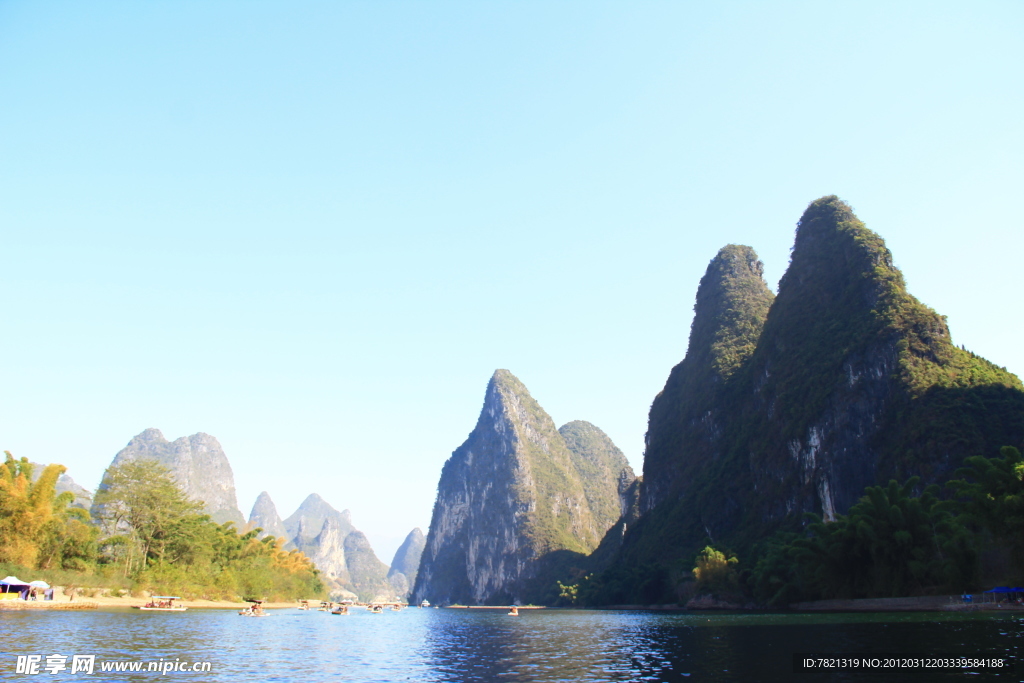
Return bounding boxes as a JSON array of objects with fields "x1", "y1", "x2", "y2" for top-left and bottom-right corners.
[
  {"x1": 642, "y1": 243, "x2": 774, "y2": 511},
  {"x1": 414, "y1": 370, "x2": 627, "y2": 605}
]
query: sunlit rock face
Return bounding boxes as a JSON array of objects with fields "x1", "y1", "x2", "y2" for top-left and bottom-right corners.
[
  {"x1": 387, "y1": 528, "x2": 425, "y2": 598},
  {"x1": 100, "y1": 428, "x2": 245, "y2": 527},
  {"x1": 414, "y1": 370, "x2": 626, "y2": 605},
  {"x1": 246, "y1": 491, "x2": 290, "y2": 543},
  {"x1": 280, "y1": 493, "x2": 391, "y2": 601}
]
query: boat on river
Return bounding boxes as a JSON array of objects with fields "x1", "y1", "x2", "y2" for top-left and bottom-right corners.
[
  {"x1": 331, "y1": 605, "x2": 349, "y2": 615},
  {"x1": 136, "y1": 596, "x2": 187, "y2": 611},
  {"x1": 239, "y1": 599, "x2": 267, "y2": 617}
]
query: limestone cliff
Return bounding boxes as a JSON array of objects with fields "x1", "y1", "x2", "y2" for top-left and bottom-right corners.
[
  {"x1": 343, "y1": 531, "x2": 391, "y2": 600},
  {"x1": 413, "y1": 370, "x2": 623, "y2": 605},
  {"x1": 284, "y1": 493, "x2": 353, "y2": 558},
  {"x1": 246, "y1": 491, "x2": 290, "y2": 544},
  {"x1": 98, "y1": 429, "x2": 245, "y2": 526},
  {"x1": 387, "y1": 528, "x2": 425, "y2": 598},
  {"x1": 281, "y1": 493, "x2": 393, "y2": 601}
]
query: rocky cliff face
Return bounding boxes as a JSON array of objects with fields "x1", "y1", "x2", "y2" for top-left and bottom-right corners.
[
  {"x1": 100, "y1": 429, "x2": 245, "y2": 527},
  {"x1": 284, "y1": 493, "x2": 353, "y2": 557},
  {"x1": 627, "y1": 196, "x2": 1024, "y2": 572},
  {"x1": 280, "y1": 493, "x2": 392, "y2": 601},
  {"x1": 413, "y1": 370, "x2": 626, "y2": 605},
  {"x1": 387, "y1": 528, "x2": 425, "y2": 598},
  {"x1": 246, "y1": 491, "x2": 290, "y2": 544},
  {"x1": 342, "y1": 531, "x2": 391, "y2": 600}
]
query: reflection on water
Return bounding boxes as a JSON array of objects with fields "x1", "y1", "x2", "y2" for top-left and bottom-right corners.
[{"x1": 2, "y1": 607, "x2": 1020, "y2": 682}]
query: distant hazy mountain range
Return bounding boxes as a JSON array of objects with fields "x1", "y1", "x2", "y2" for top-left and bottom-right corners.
[{"x1": 89, "y1": 428, "x2": 422, "y2": 601}]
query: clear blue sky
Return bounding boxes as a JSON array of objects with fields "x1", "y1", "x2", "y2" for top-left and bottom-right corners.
[{"x1": 2, "y1": 1, "x2": 1021, "y2": 563}]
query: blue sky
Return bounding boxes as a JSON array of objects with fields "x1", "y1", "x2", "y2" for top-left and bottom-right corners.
[{"x1": 2, "y1": 1, "x2": 1022, "y2": 562}]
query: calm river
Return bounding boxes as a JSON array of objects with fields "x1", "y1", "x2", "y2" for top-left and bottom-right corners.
[{"x1": 2, "y1": 607, "x2": 1020, "y2": 682}]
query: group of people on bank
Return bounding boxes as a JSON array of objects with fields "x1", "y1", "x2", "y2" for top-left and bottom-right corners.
[{"x1": 0, "y1": 576, "x2": 54, "y2": 601}]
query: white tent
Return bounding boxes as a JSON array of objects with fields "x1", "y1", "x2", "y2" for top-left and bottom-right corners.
[
  {"x1": 0, "y1": 576, "x2": 30, "y2": 586},
  {"x1": 0, "y1": 576, "x2": 31, "y2": 597}
]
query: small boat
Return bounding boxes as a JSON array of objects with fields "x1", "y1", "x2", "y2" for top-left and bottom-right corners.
[
  {"x1": 368, "y1": 604, "x2": 384, "y2": 613},
  {"x1": 331, "y1": 605, "x2": 349, "y2": 615},
  {"x1": 507, "y1": 605, "x2": 519, "y2": 616},
  {"x1": 420, "y1": 600, "x2": 430, "y2": 608},
  {"x1": 391, "y1": 603, "x2": 402, "y2": 611},
  {"x1": 297, "y1": 600, "x2": 311, "y2": 610},
  {"x1": 135, "y1": 596, "x2": 187, "y2": 611},
  {"x1": 239, "y1": 599, "x2": 268, "y2": 617},
  {"x1": 317, "y1": 601, "x2": 331, "y2": 612}
]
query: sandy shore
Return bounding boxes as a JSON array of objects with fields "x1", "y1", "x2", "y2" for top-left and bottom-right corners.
[{"x1": 1, "y1": 587, "x2": 302, "y2": 610}]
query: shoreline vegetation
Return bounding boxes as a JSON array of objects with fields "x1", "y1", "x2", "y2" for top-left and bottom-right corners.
[{"x1": 0, "y1": 455, "x2": 327, "y2": 605}]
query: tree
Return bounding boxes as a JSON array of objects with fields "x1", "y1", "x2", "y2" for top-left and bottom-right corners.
[
  {"x1": 0, "y1": 452, "x2": 94, "y2": 569},
  {"x1": 92, "y1": 459, "x2": 203, "y2": 575},
  {"x1": 797, "y1": 478, "x2": 974, "y2": 598},
  {"x1": 693, "y1": 546, "x2": 739, "y2": 596},
  {"x1": 948, "y1": 446, "x2": 1024, "y2": 581}
]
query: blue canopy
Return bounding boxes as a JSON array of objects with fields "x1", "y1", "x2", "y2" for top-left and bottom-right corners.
[{"x1": 983, "y1": 587, "x2": 1018, "y2": 593}]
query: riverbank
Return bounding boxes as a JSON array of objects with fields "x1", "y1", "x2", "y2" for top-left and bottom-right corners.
[
  {"x1": 0, "y1": 587, "x2": 301, "y2": 610},
  {"x1": 790, "y1": 595, "x2": 1024, "y2": 612}
]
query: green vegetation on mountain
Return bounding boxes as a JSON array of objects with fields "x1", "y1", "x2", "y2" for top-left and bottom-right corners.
[
  {"x1": 415, "y1": 370, "x2": 628, "y2": 605},
  {"x1": 559, "y1": 420, "x2": 635, "y2": 534},
  {"x1": 493, "y1": 371, "x2": 600, "y2": 557},
  {"x1": 643, "y1": 244, "x2": 774, "y2": 510},
  {"x1": 603, "y1": 196, "x2": 1024, "y2": 604}
]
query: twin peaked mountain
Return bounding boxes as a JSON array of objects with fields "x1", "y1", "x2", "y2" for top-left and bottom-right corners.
[
  {"x1": 413, "y1": 369, "x2": 635, "y2": 605},
  {"x1": 625, "y1": 195, "x2": 1024, "y2": 572}
]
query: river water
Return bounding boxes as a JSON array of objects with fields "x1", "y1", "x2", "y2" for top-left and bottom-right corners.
[{"x1": 2, "y1": 607, "x2": 1020, "y2": 682}]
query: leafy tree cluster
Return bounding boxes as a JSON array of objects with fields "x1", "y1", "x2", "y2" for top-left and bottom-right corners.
[
  {"x1": 0, "y1": 454, "x2": 324, "y2": 601},
  {"x1": 575, "y1": 445, "x2": 1022, "y2": 608},
  {"x1": 750, "y1": 448, "x2": 1023, "y2": 606},
  {"x1": 692, "y1": 545, "x2": 740, "y2": 596},
  {"x1": 94, "y1": 459, "x2": 324, "y2": 600}
]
